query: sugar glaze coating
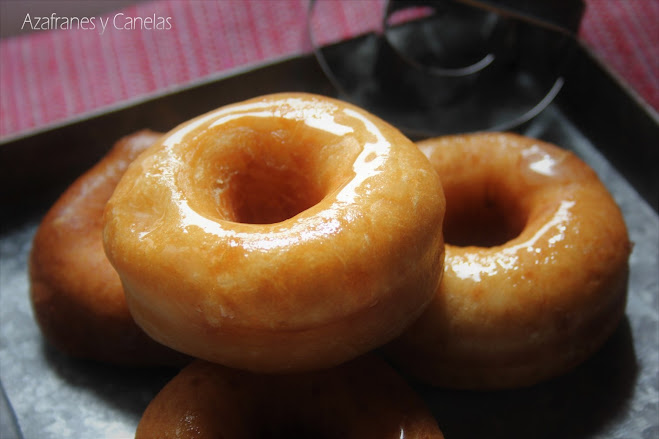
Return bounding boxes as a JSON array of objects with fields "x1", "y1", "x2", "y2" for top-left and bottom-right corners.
[
  {"x1": 103, "y1": 93, "x2": 446, "y2": 373},
  {"x1": 387, "y1": 133, "x2": 631, "y2": 389}
]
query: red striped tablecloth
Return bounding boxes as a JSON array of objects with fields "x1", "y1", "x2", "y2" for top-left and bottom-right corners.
[{"x1": 1, "y1": 0, "x2": 657, "y2": 139}]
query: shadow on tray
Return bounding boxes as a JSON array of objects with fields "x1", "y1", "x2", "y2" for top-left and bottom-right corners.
[
  {"x1": 39, "y1": 315, "x2": 637, "y2": 437},
  {"x1": 42, "y1": 341, "x2": 180, "y2": 419},
  {"x1": 417, "y1": 317, "x2": 637, "y2": 439}
]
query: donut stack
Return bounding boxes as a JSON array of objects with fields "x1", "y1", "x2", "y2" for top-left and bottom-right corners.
[{"x1": 29, "y1": 93, "x2": 630, "y2": 438}]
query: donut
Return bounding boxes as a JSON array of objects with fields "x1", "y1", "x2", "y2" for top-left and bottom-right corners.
[
  {"x1": 135, "y1": 355, "x2": 444, "y2": 438},
  {"x1": 103, "y1": 93, "x2": 446, "y2": 373},
  {"x1": 29, "y1": 131, "x2": 186, "y2": 366},
  {"x1": 386, "y1": 133, "x2": 631, "y2": 389}
]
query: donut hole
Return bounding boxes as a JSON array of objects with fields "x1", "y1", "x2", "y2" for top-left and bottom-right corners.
[
  {"x1": 254, "y1": 403, "x2": 344, "y2": 439},
  {"x1": 442, "y1": 184, "x2": 527, "y2": 247},
  {"x1": 189, "y1": 126, "x2": 331, "y2": 225},
  {"x1": 223, "y1": 159, "x2": 324, "y2": 224},
  {"x1": 257, "y1": 423, "x2": 331, "y2": 439}
]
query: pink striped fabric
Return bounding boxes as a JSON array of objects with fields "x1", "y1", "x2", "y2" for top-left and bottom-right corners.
[
  {"x1": 579, "y1": 0, "x2": 659, "y2": 110},
  {"x1": 1, "y1": 0, "x2": 657, "y2": 139}
]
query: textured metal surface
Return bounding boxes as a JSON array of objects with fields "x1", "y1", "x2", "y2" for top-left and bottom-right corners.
[{"x1": 0, "y1": 50, "x2": 657, "y2": 438}]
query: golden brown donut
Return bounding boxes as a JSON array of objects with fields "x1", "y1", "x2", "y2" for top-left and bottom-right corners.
[
  {"x1": 103, "y1": 93, "x2": 446, "y2": 373},
  {"x1": 387, "y1": 133, "x2": 631, "y2": 389},
  {"x1": 135, "y1": 355, "x2": 444, "y2": 439},
  {"x1": 29, "y1": 131, "x2": 186, "y2": 366}
]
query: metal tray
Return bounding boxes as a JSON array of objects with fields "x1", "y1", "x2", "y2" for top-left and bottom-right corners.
[{"x1": 1, "y1": 39, "x2": 657, "y2": 438}]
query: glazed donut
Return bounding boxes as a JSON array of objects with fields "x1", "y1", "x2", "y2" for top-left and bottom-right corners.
[
  {"x1": 103, "y1": 93, "x2": 446, "y2": 373},
  {"x1": 29, "y1": 131, "x2": 186, "y2": 366},
  {"x1": 135, "y1": 355, "x2": 444, "y2": 438},
  {"x1": 386, "y1": 133, "x2": 631, "y2": 389}
]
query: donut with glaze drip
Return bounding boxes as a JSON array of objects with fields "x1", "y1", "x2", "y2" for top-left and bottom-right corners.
[
  {"x1": 103, "y1": 93, "x2": 446, "y2": 373},
  {"x1": 387, "y1": 133, "x2": 631, "y2": 389}
]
